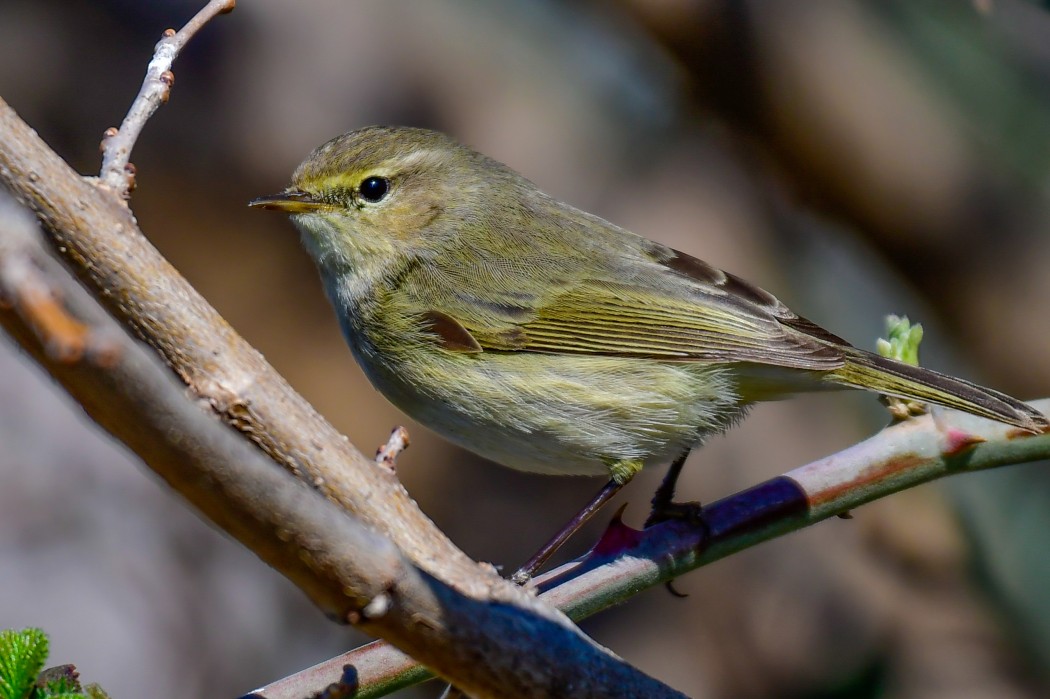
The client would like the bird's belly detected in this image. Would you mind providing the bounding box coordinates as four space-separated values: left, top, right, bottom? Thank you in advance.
357 346 746 478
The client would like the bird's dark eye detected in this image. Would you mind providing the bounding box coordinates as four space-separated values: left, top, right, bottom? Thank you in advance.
359 176 389 203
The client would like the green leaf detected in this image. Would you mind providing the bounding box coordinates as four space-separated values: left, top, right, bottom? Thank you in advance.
0 629 49 699
876 314 923 367
82 685 111 699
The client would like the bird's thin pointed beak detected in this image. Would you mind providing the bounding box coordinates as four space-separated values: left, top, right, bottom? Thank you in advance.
249 190 327 213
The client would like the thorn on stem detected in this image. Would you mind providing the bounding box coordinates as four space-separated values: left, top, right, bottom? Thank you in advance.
942 427 986 456
591 504 644 556
1007 423 1050 439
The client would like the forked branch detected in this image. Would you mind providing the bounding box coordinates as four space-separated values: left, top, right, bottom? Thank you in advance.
98 0 237 196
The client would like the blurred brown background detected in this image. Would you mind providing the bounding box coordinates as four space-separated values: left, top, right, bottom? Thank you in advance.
2 1 1050 697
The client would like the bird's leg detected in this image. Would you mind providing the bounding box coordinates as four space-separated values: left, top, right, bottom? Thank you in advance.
511 461 640 585
645 449 702 528
511 479 624 585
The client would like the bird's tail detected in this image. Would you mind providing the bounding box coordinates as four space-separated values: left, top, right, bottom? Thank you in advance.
828 350 1047 433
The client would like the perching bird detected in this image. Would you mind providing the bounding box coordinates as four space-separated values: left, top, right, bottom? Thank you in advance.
252 126 1047 579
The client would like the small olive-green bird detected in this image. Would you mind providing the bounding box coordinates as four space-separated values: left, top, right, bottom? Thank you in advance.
252 126 1046 575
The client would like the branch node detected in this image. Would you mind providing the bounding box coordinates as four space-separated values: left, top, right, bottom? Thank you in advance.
159 70 175 102
0 252 90 362
375 426 410 471
122 162 137 194
361 592 391 619
883 396 926 421
99 127 119 154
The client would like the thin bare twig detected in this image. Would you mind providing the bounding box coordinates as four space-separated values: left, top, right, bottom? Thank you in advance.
98 0 236 196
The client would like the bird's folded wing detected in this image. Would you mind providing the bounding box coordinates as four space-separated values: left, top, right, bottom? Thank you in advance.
427 271 844 370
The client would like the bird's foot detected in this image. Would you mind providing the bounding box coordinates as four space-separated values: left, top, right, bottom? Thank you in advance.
644 499 705 529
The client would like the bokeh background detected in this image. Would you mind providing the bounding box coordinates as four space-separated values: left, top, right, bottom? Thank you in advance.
2 1 1050 697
